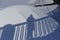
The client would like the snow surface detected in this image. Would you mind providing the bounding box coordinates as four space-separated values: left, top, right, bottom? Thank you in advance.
0 0 58 27
0 0 53 8
0 5 48 27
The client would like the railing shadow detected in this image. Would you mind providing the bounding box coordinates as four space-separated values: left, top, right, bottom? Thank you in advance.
0 24 15 40
48 5 60 23
0 15 50 40
0 8 60 40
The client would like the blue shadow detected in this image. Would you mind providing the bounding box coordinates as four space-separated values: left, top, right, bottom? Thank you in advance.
27 15 35 40
1 24 15 40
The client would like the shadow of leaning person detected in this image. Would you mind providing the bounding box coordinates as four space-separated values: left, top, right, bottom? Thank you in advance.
1 24 15 40
27 15 35 40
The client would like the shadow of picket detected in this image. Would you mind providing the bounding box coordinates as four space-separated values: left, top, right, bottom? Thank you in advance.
0 15 50 40
0 5 60 40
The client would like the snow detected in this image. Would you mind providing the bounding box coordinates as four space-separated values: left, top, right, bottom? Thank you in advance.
0 0 53 8
0 5 48 27
0 0 58 27
28 0 53 5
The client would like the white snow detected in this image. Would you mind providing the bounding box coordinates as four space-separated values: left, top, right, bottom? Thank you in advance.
0 0 54 8
0 5 49 27
28 0 53 5
0 0 58 27
0 4 58 27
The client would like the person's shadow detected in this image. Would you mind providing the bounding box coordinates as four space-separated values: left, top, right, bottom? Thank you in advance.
0 15 36 40
27 15 35 40
0 24 15 40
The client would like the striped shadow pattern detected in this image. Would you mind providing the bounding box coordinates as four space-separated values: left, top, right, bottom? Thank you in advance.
13 16 59 40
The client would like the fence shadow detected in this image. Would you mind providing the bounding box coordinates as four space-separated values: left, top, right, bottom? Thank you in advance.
0 24 15 40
